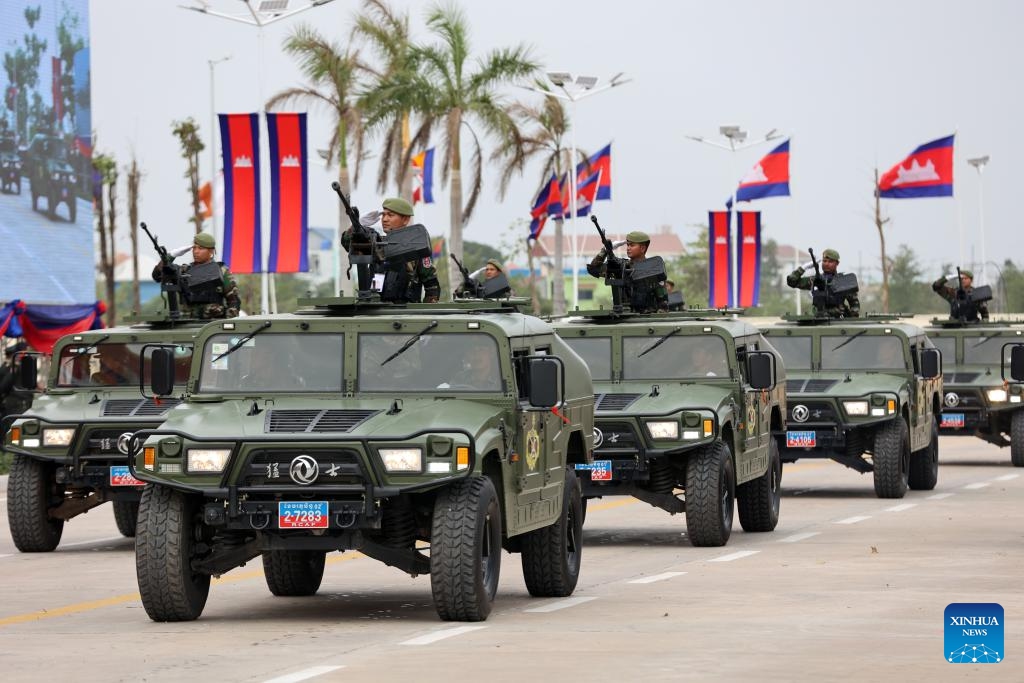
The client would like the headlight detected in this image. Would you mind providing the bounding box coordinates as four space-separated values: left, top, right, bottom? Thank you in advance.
68 174 77 183
187 448 231 472
843 401 869 416
646 421 679 439
380 448 422 472
43 428 76 446
51 172 60 180
987 388 1008 403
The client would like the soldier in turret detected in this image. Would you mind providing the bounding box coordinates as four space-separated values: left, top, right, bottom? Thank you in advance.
932 269 990 321
587 230 668 313
787 248 859 318
151 232 241 319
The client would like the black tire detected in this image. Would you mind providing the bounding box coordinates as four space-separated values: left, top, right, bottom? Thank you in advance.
47 193 57 217
13 179 19 195
31 190 38 210
112 499 140 537
7 454 64 552
1011 411 1024 467
685 440 735 547
136 485 211 622
521 467 583 597
262 550 327 596
430 475 502 622
909 418 940 490
68 198 76 223
873 418 910 498
737 439 782 532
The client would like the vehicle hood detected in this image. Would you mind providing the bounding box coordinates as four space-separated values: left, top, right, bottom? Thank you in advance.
785 371 907 398
593 381 733 416
16 390 178 424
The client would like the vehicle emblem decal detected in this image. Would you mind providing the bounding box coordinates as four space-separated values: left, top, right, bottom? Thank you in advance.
593 427 604 449
525 413 541 471
792 404 810 423
289 454 319 485
116 432 135 456
944 392 960 408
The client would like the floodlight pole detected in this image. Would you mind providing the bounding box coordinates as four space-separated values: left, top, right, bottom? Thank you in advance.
967 155 990 286
208 55 231 240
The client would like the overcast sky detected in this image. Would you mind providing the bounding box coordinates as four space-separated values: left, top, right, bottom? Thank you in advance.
90 0 1021 285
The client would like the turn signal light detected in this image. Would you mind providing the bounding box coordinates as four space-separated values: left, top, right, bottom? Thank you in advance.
10 426 20 442
456 446 470 470
144 447 156 470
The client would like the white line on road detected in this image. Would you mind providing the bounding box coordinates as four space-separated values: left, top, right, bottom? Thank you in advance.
994 474 1020 482
263 666 346 683
400 626 487 646
709 550 760 562
835 515 871 525
628 572 687 584
885 503 916 512
927 493 955 500
524 596 597 613
779 532 820 543
963 482 990 490
0 554 11 560
59 536 126 549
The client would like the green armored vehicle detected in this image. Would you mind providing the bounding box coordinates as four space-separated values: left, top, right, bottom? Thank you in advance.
0 131 21 194
553 309 785 547
760 316 942 498
925 318 1024 466
129 298 595 622
4 316 199 552
25 133 77 221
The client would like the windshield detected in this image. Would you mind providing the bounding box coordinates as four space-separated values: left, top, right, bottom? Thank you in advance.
56 342 192 388
929 337 957 364
358 332 502 392
622 335 729 380
963 336 1014 366
198 333 343 392
563 337 612 380
821 335 906 371
766 336 812 370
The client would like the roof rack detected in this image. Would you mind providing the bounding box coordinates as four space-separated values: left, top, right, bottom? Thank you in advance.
295 296 533 316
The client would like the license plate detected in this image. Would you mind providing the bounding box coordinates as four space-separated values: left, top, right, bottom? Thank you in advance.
278 501 329 529
574 460 612 481
62 188 68 198
941 413 965 429
110 465 145 487
786 431 816 448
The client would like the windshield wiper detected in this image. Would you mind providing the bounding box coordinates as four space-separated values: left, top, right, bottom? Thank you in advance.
381 320 438 366
61 334 111 371
971 333 999 348
638 326 682 358
832 329 868 351
211 320 272 363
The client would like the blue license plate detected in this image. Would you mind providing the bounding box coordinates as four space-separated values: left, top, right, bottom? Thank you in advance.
575 460 612 481
278 501 329 529
941 413 965 429
109 465 145 487
786 431 816 448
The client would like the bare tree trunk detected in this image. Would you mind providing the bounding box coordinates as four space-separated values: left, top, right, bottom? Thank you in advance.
399 112 414 199
874 167 891 313
106 168 118 325
127 158 141 312
95 176 108 310
447 109 463 297
526 238 540 315
189 147 202 234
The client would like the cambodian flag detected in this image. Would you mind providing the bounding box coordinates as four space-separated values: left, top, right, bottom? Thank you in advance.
736 211 762 308
708 211 733 308
266 112 308 273
8 300 105 354
431 236 445 261
878 134 955 198
412 148 435 204
529 174 562 240
572 169 601 218
219 113 262 273
576 143 612 200
731 139 790 206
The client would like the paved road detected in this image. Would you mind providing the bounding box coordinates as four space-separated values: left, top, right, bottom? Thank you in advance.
1 436 1021 682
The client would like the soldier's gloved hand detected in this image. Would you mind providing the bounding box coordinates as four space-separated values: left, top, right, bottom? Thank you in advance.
170 245 192 258
947 272 960 280
801 260 815 271
359 210 381 227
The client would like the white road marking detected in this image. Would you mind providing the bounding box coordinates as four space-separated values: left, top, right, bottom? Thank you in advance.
400 626 487 646
59 536 126 549
0 554 11 560
835 515 871 525
885 503 916 512
994 474 1020 482
709 550 760 562
927 493 955 500
779 532 820 543
263 666 346 683
628 572 686 584
963 482 990 490
524 596 597 613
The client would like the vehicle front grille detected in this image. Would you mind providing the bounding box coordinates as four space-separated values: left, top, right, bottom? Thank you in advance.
265 409 380 433
594 421 641 452
242 449 368 487
595 393 642 411
101 398 181 417
82 427 151 457
787 379 839 393
787 401 838 424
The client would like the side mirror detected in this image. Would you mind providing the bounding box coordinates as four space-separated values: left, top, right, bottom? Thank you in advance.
920 348 941 380
1010 345 1024 383
747 352 775 390
16 354 37 391
527 358 559 408
150 349 176 397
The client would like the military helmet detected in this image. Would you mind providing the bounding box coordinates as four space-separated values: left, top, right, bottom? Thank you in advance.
625 230 651 244
822 248 840 262
960 269 974 280
382 197 414 217
485 258 503 272
194 232 216 249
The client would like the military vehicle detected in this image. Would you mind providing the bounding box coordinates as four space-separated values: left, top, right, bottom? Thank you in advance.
553 309 786 547
925 318 1024 466
129 297 595 622
0 132 21 194
4 315 200 552
760 315 942 498
24 133 77 221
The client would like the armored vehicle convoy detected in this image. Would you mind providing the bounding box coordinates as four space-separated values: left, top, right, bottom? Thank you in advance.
129 298 594 622
925 319 1024 466
760 315 942 498
24 134 77 221
554 309 785 547
4 315 200 551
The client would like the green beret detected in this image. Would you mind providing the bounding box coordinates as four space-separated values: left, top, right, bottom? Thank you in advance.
485 258 503 272
382 197 414 217
194 232 216 249
822 248 840 261
960 269 973 280
625 230 650 244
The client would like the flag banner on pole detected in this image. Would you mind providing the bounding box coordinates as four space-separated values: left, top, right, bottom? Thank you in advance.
266 112 308 273
730 139 790 207
431 236 445 261
412 148 435 204
219 113 262 273
877 134 955 198
529 174 561 240
576 143 612 200
573 169 601 217
708 211 733 307
736 211 762 308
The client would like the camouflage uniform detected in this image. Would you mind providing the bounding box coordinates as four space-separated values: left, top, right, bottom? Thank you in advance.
152 260 241 319
341 228 441 303
587 254 668 313
932 275 989 321
787 267 860 318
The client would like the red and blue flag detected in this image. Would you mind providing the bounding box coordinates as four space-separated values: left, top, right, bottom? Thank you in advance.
708 211 733 308
878 134 955 198
219 113 262 273
736 211 762 308
573 169 601 217
576 143 612 200
529 174 562 240
431 236 445 261
266 112 308 274
733 139 790 205
412 148 435 204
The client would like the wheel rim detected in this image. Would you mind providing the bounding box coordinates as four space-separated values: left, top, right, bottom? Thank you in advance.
566 497 581 571
481 510 499 594
721 466 734 528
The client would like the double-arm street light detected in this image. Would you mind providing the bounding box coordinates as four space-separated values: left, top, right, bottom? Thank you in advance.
208 54 232 239
967 155 990 286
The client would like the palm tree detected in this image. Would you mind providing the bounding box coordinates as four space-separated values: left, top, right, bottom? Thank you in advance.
381 3 538 293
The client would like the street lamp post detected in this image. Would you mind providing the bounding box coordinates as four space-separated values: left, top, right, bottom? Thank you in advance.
208 54 232 240
967 155 990 286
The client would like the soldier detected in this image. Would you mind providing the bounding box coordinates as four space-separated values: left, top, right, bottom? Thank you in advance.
587 230 668 313
932 269 990 321
343 197 440 303
665 279 684 311
787 248 859 318
152 232 241 319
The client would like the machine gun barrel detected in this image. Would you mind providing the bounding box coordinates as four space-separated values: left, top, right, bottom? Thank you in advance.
140 222 170 264
139 222 182 319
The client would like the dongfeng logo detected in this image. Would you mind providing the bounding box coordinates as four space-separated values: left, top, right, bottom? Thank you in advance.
593 427 604 448
117 432 135 456
945 603 1003 664
792 404 810 423
289 455 319 485
945 392 960 408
